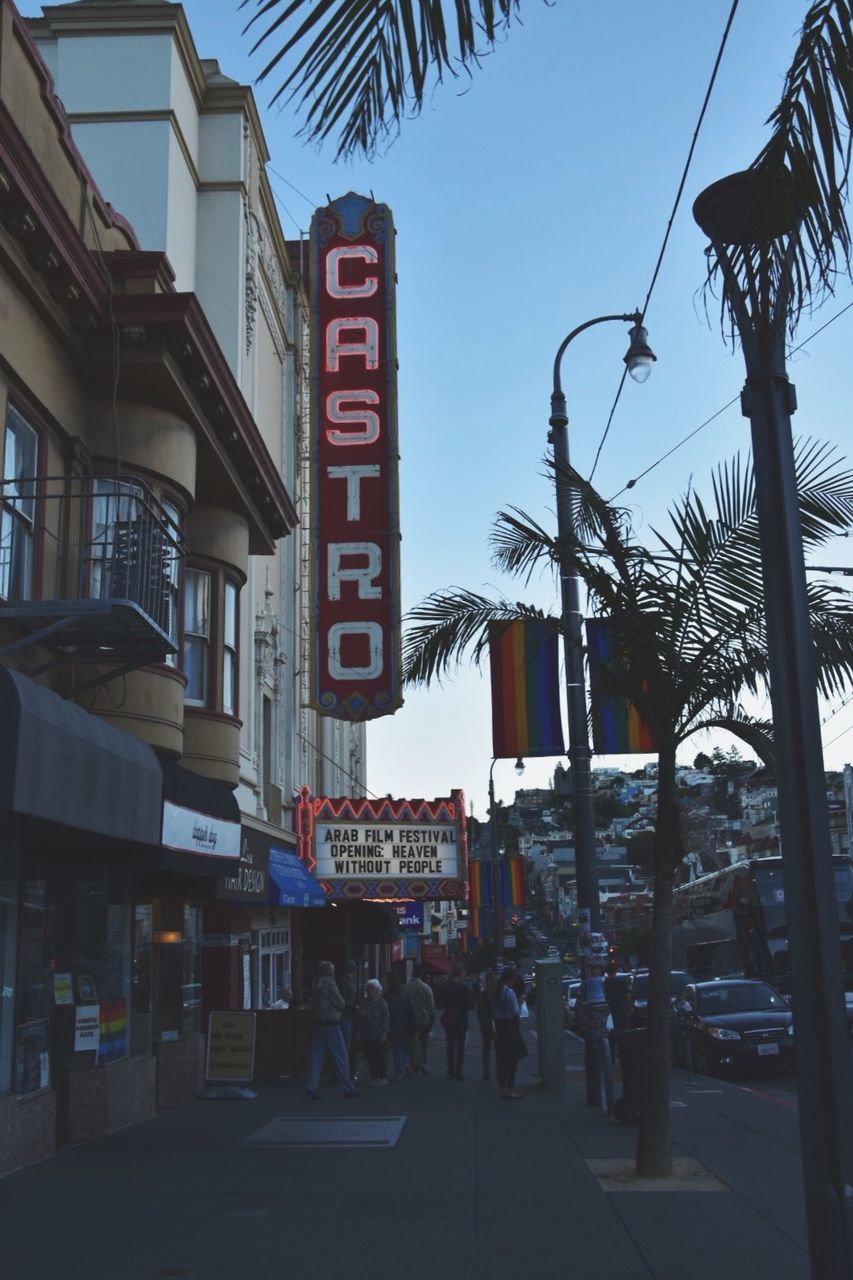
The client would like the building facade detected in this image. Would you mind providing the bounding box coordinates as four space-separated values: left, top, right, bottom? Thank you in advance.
0 0 349 1173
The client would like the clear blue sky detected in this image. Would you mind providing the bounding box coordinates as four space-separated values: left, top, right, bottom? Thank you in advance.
21 0 853 818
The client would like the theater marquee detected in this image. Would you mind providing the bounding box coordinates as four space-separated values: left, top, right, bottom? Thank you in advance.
297 788 467 901
309 192 402 722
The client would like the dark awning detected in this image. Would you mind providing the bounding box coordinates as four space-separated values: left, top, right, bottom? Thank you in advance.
268 847 327 908
347 900 398 944
160 760 241 876
0 666 162 845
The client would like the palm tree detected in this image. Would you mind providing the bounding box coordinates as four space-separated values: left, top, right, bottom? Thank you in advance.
402 441 853 1176
240 0 522 158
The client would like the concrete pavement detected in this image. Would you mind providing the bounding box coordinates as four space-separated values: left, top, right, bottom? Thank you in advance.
0 1024 811 1280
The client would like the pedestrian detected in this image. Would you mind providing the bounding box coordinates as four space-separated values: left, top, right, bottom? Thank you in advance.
358 979 390 1086
476 971 496 1081
404 964 436 1074
305 960 359 1100
493 966 524 1100
338 959 359 1071
440 964 475 1080
385 971 415 1080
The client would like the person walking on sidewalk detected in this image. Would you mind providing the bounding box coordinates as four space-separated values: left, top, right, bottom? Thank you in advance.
476 971 496 1081
358 979 390 1086
405 965 435 1074
493 967 524 1100
305 961 359 1100
440 964 475 1080
385 971 415 1080
338 960 359 1074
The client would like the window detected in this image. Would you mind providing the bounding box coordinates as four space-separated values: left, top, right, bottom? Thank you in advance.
161 501 182 667
255 923 291 1008
223 579 238 716
183 569 210 704
0 406 38 602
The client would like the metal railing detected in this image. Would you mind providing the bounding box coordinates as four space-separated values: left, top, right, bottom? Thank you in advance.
0 473 183 656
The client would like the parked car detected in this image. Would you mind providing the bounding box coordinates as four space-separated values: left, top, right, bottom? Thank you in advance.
627 969 692 1028
563 980 582 1030
671 979 795 1076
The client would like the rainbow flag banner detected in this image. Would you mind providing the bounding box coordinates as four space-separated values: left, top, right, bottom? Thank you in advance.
468 859 492 912
500 857 526 908
586 618 655 754
489 619 565 759
97 999 128 1064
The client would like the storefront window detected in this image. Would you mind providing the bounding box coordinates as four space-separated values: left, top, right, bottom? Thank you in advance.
132 903 153 1055
15 879 55 1096
152 901 202 1041
70 883 131 1064
255 920 291 1008
181 905 202 1034
0 849 20 1094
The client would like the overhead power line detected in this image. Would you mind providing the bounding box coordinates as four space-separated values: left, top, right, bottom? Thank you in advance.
588 0 742 484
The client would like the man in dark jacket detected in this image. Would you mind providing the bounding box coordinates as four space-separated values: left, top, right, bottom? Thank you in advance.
440 965 475 1080
305 961 359 1100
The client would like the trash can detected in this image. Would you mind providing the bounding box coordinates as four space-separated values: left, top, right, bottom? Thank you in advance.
612 1027 645 1125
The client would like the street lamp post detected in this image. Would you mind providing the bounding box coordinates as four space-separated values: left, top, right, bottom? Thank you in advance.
549 312 656 936
549 312 655 1102
694 170 853 1280
489 756 525 951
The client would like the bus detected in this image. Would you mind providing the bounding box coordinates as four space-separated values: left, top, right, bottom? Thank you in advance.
671 855 853 994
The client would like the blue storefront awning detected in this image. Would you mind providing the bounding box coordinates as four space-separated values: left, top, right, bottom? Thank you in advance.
268 847 327 908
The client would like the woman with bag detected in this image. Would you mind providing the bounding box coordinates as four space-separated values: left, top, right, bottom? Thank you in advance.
493 967 525 1100
440 965 475 1080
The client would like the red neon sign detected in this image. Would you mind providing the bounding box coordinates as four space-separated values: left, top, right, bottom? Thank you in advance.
309 194 402 721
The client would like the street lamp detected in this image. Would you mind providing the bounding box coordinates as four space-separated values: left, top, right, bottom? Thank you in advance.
549 311 656 938
489 756 525 949
694 170 853 1280
549 312 655 1106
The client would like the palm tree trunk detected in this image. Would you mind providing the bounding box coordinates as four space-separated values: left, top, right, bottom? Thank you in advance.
635 742 679 1176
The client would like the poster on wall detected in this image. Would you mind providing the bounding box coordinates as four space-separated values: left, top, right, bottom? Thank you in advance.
74 1006 100 1053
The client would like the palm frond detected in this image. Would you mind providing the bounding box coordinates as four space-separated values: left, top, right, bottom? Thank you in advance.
401 588 557 686
688 712 776 773
241 0 521 158
700 0 853 334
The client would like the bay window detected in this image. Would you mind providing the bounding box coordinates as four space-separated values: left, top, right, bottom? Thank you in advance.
183 568 210 705
0 405 38 602
223 580 238 716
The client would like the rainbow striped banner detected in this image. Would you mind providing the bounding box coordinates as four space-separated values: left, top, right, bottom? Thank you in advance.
468 859 492 911
501 857 526 908
586 619 655 754
489 619 564 759
97 999 128 1064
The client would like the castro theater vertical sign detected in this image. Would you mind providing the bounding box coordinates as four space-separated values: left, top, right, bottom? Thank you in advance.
309 192 402 721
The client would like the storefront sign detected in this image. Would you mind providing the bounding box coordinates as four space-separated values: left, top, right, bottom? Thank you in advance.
393 902 425 931
206 1011 256 1083
309 192 402 722
74 1005 100 1053
162 800 240 860
298 789 468 902
218 826 271 903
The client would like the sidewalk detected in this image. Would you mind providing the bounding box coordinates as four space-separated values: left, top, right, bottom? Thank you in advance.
0 1026 810 1280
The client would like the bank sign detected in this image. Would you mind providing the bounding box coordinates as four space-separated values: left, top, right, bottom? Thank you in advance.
297 787 467 902
309 192 402 722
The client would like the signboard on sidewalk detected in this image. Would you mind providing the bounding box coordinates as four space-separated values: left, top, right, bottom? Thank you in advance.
206 1011 256 1083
